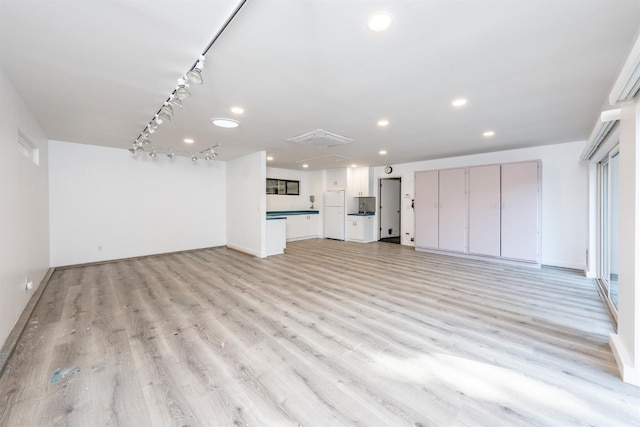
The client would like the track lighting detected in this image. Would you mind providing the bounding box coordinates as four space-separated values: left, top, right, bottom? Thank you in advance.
148 150 156 158
175 78 191 100
191 155 198 162
205 154 211 160
186 55 205 84
128 147 137 154
167 150 175 160
149 121 159 132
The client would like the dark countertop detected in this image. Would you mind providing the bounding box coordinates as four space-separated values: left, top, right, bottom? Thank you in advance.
267 210 319 216
348 212 376 216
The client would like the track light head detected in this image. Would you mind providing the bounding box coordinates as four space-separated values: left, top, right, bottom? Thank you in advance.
160 103 173 115
169 97 183 109
128 147 137 155
167 152 175 160
187 56 205 85
148 150 156 158
191 155 198 161
176 78 191 100
157 111 171 122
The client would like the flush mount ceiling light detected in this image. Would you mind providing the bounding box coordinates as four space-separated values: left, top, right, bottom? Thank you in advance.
377 119 389 127
452 98 468 107
350 164 358 168
186 55 206 84
483 130 495 137
379 150 387 155
266 156 274 161
302 164 309 168
368 12 392 32
212 118 240 128
231 106 244 115
184 138 194 144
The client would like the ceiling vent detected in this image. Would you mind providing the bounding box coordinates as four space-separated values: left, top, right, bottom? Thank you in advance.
287 129 353 148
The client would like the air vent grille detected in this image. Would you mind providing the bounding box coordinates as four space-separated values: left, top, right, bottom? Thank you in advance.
287 129 353 148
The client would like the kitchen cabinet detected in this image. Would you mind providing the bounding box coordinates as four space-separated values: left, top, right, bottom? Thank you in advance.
468 164 501 256
348 167 370 197
326 168 347 190
346 215 375 243
285 214 320 241
414 170 439 249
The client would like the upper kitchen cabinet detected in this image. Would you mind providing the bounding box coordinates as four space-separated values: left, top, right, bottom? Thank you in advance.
348 167 371 197
326 168 347 190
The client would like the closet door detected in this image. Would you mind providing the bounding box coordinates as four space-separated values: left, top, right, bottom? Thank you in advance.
501 161 540 261
438 168 466 252
468 164 501 256
414 170 438 248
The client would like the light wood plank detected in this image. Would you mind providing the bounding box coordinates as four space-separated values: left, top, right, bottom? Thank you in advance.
1 240 638 426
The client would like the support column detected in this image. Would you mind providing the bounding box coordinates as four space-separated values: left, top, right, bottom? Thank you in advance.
610 100 640 386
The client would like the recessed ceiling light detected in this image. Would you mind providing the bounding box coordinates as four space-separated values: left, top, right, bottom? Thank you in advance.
377 119 389 127
483 130 495 137
302 164 309 168
379 150 387 155
351 164 358 168
231 106 244 115
212 118 239 128
267 156 274 161
184 138 194 144
368 12 392 32
452 98 468 107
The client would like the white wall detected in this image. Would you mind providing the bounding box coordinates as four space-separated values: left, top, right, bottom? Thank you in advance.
227 151 266 257
266 167 319 211
49 140 226 266
371 141 587 269
0 68 50 347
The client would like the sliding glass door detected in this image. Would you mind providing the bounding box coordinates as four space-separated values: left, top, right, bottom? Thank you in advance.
598 147 620 314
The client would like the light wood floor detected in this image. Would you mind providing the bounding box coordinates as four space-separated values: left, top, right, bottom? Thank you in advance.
1 239 638 426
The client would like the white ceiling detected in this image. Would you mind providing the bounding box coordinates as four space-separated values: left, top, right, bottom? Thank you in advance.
1 0 639 170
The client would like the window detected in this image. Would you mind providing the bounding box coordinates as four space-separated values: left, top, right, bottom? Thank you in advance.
266 178 300 195
597 146 620 315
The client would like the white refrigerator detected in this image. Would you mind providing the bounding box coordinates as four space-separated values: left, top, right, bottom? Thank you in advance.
324 190 345 240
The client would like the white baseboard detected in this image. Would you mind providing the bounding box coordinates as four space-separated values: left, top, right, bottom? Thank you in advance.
610 333 640 387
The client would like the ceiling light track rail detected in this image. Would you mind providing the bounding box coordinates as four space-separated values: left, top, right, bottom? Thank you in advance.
129 0 249 158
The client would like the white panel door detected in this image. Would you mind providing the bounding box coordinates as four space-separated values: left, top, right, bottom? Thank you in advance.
438 168 467 252
468 164 501 256
501 161 540 261
414 171 439 248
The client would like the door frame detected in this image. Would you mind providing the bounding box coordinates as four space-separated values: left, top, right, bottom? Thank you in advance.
379 177 402 243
